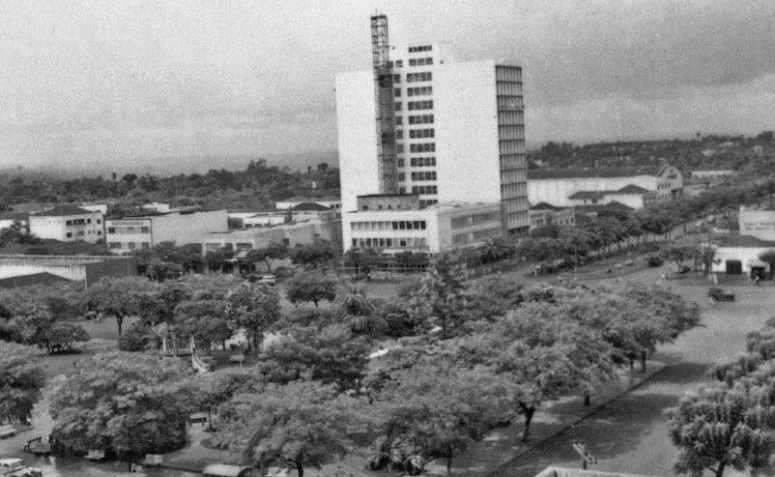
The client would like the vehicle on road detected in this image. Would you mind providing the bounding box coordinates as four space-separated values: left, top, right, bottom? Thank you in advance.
0 458 43 477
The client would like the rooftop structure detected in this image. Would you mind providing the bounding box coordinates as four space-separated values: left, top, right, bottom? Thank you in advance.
29 205 105 243
528 165 683 209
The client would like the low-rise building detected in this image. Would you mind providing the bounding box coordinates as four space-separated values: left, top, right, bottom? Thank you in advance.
529 203 575 230
275 197 341 211
29 205 105 243
203 217 340 254
709 235 775 277
343 201 503 254
527 165 682 209
106 209 228 254
690 168 734 182
0 254 136 289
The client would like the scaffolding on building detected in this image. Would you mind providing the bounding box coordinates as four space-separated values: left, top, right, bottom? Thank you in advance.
371 14 399 194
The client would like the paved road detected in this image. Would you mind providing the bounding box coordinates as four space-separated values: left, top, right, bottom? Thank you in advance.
487 269 775 477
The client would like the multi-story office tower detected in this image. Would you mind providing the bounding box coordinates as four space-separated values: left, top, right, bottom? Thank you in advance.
336 18 529 235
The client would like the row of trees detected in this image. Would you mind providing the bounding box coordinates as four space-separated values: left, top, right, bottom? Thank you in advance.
1 255 700 476
132 240 338 282
667 319 775 477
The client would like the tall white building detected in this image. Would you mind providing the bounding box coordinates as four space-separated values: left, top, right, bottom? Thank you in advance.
336 19 529 236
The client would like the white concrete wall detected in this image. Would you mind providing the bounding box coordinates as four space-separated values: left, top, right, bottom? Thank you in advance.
434 61 501 205
105 218 152 253
30 212 104 243
740 209 775 241
343 209 439 253
336 71 381 213
152 210 228 245
528 176 658 207
712 247 772 274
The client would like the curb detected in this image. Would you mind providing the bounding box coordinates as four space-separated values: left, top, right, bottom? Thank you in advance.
480 362 668 477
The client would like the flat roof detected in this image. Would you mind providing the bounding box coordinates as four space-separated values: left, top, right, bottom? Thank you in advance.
711 234 775 248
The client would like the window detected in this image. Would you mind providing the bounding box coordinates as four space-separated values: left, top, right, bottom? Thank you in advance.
397 159 405 167
396 144 404 153
395 130 403 139
409 59 417 67
393 74 401 83
410 143 436 153
394 101 401 111
408 114 434 125
398 173 405 181
97 231 102 235
128 242 136 250
409 128 435 138
108 227 116 234
66 232 73 238
65 220 73 226
406 72 432 82
411 171 437 181
140 226 150 233
408 100 433 110
394 88 401 97
395 60 403 67
97 219 101 224
142 242 150 249
395 116 402 125
409 45 432 53
87 219 92 224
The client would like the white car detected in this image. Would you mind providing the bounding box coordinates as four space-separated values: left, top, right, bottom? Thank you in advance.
258 274 277 286
0 458 43 477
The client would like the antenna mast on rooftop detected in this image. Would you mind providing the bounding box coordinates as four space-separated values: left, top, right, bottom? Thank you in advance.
371 14 398 194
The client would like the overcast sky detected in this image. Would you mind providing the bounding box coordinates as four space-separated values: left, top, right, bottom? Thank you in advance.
2 0 774 170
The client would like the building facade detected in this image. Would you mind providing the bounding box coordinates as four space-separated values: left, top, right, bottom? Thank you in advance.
106 209 228 254
342 202 503 254
739 207 775 241
29 205 105 243
336 31 529 235
527 166 683 209
203 218 341 254
529 203 575 230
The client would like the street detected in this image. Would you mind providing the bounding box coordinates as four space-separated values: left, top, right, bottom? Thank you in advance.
487 268 774 477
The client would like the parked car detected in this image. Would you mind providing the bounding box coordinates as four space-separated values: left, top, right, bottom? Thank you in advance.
0 458 43 477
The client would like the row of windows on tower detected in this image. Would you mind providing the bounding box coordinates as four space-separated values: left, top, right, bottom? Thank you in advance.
407 72 432 82
394 115 434 126
396 157 436 168
409 45 432 53
409 57 433 67
396 171 437 182
395 101 434 112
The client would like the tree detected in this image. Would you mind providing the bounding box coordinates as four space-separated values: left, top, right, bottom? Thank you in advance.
659 237 703 270
228 283 282 350
407 254 467 340
370 365 511 475
666 383 775 477
758 249 775 281
213 380 364 477
47 352 195 462
245 242 288 273
205 248 235 273
87 276 157 335
286 273 337 307
0 341 45 422
43 321 90 353
289 241 336 270
174 299 232 352
258 324 370 391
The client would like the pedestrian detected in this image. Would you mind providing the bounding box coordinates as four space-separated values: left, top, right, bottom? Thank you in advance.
755 275 761 286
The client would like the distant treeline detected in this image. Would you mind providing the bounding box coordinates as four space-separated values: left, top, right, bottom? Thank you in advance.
0 159 340 213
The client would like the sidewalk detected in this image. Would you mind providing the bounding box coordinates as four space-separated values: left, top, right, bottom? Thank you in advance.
425 360 666 476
